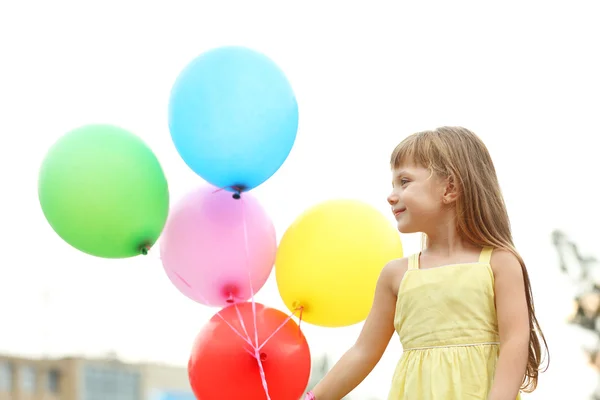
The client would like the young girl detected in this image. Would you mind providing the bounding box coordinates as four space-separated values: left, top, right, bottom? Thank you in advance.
303 127 549 400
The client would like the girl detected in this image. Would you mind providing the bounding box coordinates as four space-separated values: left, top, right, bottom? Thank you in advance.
304 127 549 400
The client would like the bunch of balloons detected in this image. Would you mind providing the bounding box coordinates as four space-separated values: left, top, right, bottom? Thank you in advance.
38 46 404 399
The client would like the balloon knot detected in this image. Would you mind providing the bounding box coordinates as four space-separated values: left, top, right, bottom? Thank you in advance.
223 286 239 303
139 243 151 255
230 184 248 200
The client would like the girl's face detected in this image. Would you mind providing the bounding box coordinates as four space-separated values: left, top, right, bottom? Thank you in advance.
387 164 448 234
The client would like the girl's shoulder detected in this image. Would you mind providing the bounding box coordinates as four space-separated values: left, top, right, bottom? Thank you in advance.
489 249 527 298
489 248 521 278
381 256 410 297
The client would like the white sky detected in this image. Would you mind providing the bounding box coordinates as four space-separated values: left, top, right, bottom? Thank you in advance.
1 1 599 398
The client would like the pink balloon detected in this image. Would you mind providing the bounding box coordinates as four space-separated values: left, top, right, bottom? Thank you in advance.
160 185 276 307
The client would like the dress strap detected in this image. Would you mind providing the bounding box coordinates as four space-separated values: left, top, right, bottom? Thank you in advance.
408 253 420 270
478 246 494 264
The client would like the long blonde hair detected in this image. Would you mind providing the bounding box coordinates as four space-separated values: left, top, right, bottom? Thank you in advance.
390 126 548 392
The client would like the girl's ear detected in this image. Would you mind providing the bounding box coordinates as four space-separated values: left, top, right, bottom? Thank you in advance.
442 175 459 204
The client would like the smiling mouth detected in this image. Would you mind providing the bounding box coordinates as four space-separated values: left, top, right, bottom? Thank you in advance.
393 209 406 216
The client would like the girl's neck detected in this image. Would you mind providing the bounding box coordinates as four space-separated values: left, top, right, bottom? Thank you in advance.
422 227 478 257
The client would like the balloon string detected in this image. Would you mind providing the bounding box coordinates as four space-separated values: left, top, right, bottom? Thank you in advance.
243 345 256 357
298 306 304 336
254 346 270 400
240 197 260 347
258 306 303 351
233 302 252 341
212 185 243 194
171 269 254 347
240 196 272 400
215 308 254 347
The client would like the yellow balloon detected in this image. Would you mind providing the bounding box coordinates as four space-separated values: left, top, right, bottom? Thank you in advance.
275 199 403 327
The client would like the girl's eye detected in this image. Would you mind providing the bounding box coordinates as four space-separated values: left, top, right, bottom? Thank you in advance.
400 178 410 186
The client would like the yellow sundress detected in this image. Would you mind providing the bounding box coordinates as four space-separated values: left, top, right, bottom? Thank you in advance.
388 247 521 399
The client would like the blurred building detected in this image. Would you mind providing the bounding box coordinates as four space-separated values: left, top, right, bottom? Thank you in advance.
0 353 194 400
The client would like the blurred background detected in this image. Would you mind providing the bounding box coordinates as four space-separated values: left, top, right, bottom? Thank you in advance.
0 1 598 399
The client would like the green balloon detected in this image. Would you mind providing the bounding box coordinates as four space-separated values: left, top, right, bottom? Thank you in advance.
38 124 170 258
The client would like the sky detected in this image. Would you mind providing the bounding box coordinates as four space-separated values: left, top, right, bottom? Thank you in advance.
1 1 599 398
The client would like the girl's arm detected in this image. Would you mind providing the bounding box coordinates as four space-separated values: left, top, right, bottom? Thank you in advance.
488 250 530 400
309 258 406 400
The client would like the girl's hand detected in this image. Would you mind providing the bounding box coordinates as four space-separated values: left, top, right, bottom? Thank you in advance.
304 391 316 400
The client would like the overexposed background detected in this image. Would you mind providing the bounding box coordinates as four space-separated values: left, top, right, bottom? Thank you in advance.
1 1 598 398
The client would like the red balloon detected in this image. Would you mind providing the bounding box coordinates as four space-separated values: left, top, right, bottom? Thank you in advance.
188 302 311 400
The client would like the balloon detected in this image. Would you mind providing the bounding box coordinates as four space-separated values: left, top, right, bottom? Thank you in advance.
160 185 276 307
168 46 298 192
38 124 169 258
275 200 404 327
189 302 311 400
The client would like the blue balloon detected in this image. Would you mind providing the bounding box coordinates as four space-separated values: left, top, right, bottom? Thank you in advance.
168 46 299 192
